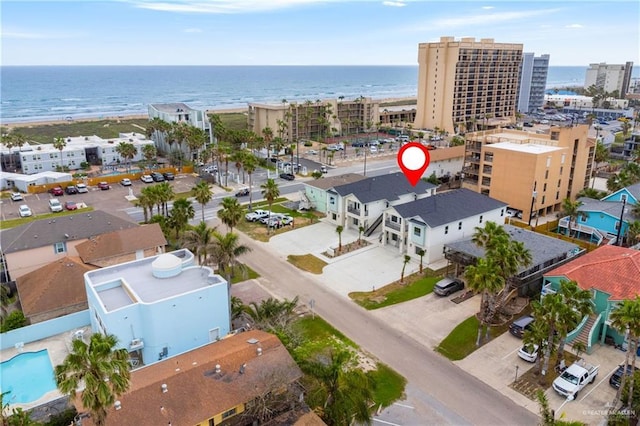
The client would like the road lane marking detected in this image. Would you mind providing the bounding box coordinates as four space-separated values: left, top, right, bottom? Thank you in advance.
373 419 400 426
393 402 414 409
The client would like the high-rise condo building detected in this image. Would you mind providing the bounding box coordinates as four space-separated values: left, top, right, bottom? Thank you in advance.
518 53 550 113
414 36 523 135
585 62 634 96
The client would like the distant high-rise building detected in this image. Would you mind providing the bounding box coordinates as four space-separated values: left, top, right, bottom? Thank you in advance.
414 36 523 135
517 53 550 113
584 62 634 96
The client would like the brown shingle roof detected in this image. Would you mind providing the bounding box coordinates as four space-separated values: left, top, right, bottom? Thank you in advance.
547 245 640 300
1 210 138 254
79 330 302 426
75 223 166 263
304 173 366 190
16 256 95 318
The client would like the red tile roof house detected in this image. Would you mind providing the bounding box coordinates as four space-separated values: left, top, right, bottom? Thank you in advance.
76 330 305 426
543 245 640 354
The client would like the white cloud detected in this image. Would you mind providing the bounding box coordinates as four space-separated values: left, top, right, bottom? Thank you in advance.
184 28 203 33
130 0 331 14
383 1 406 7
481 6 494 10
565 23 583 29
429 8 561 29
1 29 73 40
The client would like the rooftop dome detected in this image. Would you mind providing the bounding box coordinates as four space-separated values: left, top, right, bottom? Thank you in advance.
151 253 182 278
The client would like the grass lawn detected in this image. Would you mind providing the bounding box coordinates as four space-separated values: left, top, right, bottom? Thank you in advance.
247 197 289 208
435 315 511 361
349 273 441 310
214 112 248 132
287 254 327 274
294 315 356 348
235 202 322 242
222 264 259 284
0 207 94 230
7 118 151 144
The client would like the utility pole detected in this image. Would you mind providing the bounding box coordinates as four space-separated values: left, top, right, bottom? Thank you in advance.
616 197 627 246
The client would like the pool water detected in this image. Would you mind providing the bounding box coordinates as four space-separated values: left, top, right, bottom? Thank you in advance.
0 349 57 404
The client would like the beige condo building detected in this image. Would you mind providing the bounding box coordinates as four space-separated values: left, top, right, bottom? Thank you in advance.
462 125 595 223
415 36 523 135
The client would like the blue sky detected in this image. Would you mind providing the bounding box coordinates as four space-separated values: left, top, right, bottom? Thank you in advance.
2 0 638 66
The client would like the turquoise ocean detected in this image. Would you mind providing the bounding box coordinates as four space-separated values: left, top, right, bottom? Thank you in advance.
1 66 637 123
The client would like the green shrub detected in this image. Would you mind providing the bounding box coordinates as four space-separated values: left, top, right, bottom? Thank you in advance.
1 311 27 332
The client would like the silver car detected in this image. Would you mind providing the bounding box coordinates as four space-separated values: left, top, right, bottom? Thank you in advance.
18 204 32 217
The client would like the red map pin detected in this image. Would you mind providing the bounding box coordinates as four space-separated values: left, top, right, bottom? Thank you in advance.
397 142 431 186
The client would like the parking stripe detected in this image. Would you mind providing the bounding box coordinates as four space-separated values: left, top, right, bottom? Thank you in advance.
579 365 620 402
373 419 401 426
502 345 522 360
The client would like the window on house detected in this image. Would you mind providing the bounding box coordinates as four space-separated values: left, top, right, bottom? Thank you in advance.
331 213 336 220
415 246 424 255
329 197 335 205
391 215 400 223
209 419 214 426
54 242 66 254
444 226 449 235
222 408 237 420
543 183 547 192
621 194 628 202
413 227 421 237
615 221 621 231
500 209 504 217
458 221 462 230
545 170 549 179
581 215 587 222
353 218 359 226
541 195 545 204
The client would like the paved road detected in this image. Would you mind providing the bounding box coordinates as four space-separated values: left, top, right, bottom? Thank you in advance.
236 233 539 426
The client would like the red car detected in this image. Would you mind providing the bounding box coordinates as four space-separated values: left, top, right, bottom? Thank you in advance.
49 187 64 196
64 201 78 211
98 182 110 190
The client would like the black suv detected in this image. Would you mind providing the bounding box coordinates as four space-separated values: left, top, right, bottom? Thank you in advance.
151 172 165 182
609 364 640 389
509 315 535 338
279 173 295 181
162 172 175 181
65 185 78 195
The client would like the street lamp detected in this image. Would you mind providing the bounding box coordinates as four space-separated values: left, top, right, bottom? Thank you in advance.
528 181 537 227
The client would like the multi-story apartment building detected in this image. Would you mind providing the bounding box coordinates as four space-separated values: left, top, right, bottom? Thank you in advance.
517 53 550 113
248 97 379 144
585 62 634 96
414 36 523 135
462 125 595 223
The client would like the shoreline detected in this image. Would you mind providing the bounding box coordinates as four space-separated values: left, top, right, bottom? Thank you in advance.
2 97 417 129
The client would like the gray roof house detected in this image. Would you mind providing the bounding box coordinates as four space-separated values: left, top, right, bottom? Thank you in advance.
383 189 508 264
444 224 584 296
325 172 437 233
1 210 138 280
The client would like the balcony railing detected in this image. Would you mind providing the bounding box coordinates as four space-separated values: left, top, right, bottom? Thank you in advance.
347 206 361 215
558 217 605 245
384 220 402 231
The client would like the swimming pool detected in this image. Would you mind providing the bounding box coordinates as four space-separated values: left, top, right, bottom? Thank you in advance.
0 349 57 404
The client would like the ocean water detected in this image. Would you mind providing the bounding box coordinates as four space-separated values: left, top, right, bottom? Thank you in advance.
1 65 637 123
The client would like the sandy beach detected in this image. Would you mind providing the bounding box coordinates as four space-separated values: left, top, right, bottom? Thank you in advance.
3 97 416 129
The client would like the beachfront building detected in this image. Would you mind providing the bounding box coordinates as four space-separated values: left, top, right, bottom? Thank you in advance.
84 248 230 367
0 170 72 192
382 189 507 264
517 53 550 113
379 105 417 129
585 62 634 96
148 103 214 160
462 125 595 223
414 36 523 135
248 97 379 144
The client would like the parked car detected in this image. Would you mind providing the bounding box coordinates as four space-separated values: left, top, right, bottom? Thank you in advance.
49 187 64 196
552 360 599 399
64 201 78 211
65 185 78 194
140 175 153 183
18 204 32 217
509 315 535 338
162 172 175 181
517 344 539 363
609 364 640 389
433 277 465 296
279 173 295 181
120 178 132 186
320 165 328 174
260 213 282 224
76 183 89 193
266 217 283 228
245 209 269 222
307 149 318 155
98 182 110 190
151 172 165 182
10 192 23 201
280 215 293 226
204 165 218 173
48 198 63 212
235 187 250 197
370 146 378 154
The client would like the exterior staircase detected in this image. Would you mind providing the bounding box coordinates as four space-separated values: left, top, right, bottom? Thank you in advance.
571 314 598 350
364 214 383 237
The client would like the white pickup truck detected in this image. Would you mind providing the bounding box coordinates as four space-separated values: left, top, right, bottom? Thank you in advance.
552 360 599 400
245 209 269 222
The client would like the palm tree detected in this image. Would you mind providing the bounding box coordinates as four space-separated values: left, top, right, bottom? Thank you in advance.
610 297 640 407
55 333 130 426
260 179 280 234
141 144 157 170
182 221 216 265
554 280 593 367
134 190 154 223
560 198 584 237
627 220 640 246
218 197 244 233
191 181 212 222
53 137 67 170
244 296 299 333
358 225 365 246
400 254 411 283
115 141 137 172
243 154 258 211
167 197 195 239
416 248 426 274
300 349 373 425
464 257 505 346
335 225 344 252
523 318 551 376
154 182 174 217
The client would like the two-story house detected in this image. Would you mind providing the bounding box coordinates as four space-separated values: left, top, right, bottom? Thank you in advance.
0 211 138 280
543 245 640 354
325 172 436 234
382 189 507 264
84 249 229 367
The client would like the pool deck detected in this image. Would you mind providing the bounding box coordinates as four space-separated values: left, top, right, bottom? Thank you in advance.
1 325 92 411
